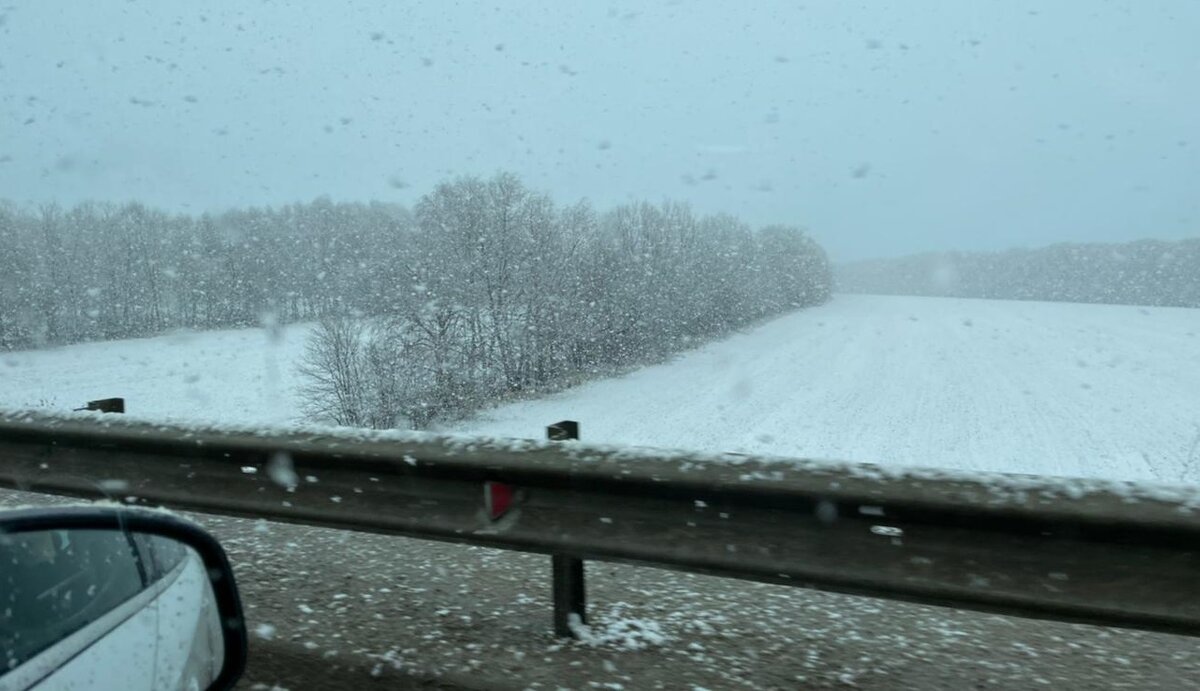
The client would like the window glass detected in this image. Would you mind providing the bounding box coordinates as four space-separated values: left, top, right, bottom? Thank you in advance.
0 529 147 670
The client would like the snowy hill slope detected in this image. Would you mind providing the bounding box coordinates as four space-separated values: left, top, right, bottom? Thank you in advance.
2 295 1198 482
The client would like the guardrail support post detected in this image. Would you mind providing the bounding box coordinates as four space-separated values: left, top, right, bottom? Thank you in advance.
552 553 586 637
548 420 585 637
74 397 125 414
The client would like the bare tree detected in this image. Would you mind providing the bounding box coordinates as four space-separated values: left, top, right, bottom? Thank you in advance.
297 317 371 427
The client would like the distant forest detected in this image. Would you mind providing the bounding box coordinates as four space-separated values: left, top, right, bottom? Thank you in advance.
0 173 831 427
836 238 1200 308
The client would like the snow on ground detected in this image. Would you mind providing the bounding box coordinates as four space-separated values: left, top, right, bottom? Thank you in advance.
3 295 1200 688
450 294 1200 483
2 295 1199 482
0 323 313 425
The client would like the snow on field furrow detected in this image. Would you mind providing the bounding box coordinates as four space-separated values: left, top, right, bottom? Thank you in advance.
1 295 1198 483
450 295 1200 483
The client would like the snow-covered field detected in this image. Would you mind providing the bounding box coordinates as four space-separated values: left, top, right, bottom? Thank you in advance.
458 294 1200 483
3 294 1198 483
5 293 1200 690
0 323 314 425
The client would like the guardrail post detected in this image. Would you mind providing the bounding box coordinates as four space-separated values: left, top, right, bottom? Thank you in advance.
548 420 585 637
552 553 586 637
73 397 125 414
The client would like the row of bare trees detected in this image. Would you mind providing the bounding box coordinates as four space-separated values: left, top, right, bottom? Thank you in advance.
0 198 409 350
0 173 831 429
299 173 831 428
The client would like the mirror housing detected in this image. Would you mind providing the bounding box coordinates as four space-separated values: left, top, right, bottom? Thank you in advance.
0 507 247 690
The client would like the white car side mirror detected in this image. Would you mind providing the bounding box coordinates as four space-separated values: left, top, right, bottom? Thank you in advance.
1 507 247 691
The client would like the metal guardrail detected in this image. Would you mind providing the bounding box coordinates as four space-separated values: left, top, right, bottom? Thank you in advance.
1 410 1199 637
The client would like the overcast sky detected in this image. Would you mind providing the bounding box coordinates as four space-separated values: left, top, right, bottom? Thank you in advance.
1 1 1197 261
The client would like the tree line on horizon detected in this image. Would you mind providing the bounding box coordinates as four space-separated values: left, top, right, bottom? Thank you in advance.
836 238 1200 308
0 172 832 428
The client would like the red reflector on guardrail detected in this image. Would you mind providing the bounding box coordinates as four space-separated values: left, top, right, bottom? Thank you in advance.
485 481 514 520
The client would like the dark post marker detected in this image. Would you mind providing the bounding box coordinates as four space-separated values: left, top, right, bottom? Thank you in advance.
548 420 585 637
74 397 125 414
